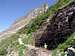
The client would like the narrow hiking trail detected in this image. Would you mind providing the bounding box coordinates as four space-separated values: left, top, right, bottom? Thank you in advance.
18 38 52 56
24 44 52 56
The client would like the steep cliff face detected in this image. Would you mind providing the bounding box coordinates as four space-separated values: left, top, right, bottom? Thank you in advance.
35 1 75 50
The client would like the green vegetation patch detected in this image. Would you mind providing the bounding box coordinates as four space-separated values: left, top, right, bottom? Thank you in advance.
52 32 75 56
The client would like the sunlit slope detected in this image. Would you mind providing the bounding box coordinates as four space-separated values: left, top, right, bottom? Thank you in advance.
0 0 74 56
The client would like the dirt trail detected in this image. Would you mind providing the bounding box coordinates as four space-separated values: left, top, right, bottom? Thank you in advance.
24 44 52 56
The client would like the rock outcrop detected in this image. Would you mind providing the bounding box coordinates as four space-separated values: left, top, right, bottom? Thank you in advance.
35 1 75 50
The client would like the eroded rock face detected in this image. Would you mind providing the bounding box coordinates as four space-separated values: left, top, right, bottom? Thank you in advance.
35 1 75 50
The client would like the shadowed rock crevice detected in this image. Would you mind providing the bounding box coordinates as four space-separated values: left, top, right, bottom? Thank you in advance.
35 1 75 50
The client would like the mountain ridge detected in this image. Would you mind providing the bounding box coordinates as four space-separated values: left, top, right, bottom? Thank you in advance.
0 4 48 39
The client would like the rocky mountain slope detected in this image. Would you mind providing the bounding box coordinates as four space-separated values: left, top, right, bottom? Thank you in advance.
0 0 75 56
35 1 75 49
0 4 48 39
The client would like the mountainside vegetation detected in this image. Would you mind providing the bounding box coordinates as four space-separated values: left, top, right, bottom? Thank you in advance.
0 0 75 56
